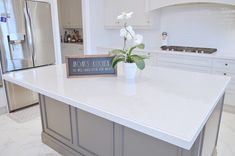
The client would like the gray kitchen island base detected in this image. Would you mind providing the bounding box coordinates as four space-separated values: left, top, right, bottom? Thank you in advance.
39 94 224 156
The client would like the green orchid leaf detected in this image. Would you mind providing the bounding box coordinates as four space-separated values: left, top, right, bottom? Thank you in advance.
136 43 145 49
110 49 126 56
131 54 149 60
127 43 145 55
112 55 125 68
135 59 145 70
131 55 146 70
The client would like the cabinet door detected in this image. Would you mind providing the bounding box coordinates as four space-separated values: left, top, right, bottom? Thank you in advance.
123 128 178 156
41 96 73 146
75 109 114 156
201 98 223 156
104 0 122 27
60 0 83 28
104 0 151 28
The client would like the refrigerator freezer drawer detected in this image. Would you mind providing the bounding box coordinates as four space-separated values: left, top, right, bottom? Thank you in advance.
5 81 38 111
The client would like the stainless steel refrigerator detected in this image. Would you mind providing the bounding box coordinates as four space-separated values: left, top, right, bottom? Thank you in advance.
0 0 55 112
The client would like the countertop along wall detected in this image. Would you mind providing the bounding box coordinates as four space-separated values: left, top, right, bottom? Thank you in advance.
85 2 235 55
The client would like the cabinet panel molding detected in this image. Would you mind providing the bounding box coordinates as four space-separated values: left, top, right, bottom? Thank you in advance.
76 109 114 156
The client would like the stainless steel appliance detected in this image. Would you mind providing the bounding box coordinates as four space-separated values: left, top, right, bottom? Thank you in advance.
0 70 2 86
161 46 217 54
0 0 55 112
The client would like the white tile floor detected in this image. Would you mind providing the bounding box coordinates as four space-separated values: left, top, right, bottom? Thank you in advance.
0 106 60 156
0 87 7 115
0 87 7 108
0 105 234 156
217 112 235 156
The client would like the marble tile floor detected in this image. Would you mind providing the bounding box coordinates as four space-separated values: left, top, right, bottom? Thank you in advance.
0 87 7 115
0 106 61 156
0 106 234 156
0 87 7 108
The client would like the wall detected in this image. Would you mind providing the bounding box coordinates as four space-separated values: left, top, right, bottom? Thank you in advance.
35 0 62 64
160 4 235 53
84 0 161 54
84 1 235 55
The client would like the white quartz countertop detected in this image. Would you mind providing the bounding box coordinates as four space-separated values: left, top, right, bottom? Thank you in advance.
3 64 230 150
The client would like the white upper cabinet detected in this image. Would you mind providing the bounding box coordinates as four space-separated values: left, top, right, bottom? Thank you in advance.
147 0 235 11
104 0 151 28
59 0 83 28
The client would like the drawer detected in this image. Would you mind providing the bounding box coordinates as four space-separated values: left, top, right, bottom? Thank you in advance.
213 71 235 83
212 71 235 92
157 61 212 73
212 59 235 73
157 54 212 67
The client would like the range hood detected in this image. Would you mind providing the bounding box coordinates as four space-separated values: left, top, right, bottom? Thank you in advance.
147 0 235 11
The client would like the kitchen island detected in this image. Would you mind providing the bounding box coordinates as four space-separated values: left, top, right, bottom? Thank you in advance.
3 64 230 156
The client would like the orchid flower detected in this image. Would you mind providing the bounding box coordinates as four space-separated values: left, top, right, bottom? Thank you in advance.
133 34 143 45
120 26 135 40
111 12 147 70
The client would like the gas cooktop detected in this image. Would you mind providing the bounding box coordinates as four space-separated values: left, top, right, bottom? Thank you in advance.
161 46 217 54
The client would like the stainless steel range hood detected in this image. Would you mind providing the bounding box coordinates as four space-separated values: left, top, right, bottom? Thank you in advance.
147 0 235 11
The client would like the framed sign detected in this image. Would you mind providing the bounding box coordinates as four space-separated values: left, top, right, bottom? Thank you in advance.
65 55 117 78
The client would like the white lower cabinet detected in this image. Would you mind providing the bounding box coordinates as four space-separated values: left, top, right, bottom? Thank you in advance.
156 55 235 108
212 59 235 108
157 61 212 73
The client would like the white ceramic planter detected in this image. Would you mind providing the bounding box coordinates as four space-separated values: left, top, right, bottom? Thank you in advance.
123 63 137 80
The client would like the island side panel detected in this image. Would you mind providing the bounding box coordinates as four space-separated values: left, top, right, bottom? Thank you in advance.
75 109 114 156
39 95 96 156
200 95 224 156
39 94 224 156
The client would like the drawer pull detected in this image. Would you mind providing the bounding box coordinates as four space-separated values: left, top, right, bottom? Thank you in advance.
225 63 228 66
224 73 227 76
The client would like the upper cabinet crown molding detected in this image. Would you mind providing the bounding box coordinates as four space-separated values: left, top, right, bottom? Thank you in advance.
147 0 235 11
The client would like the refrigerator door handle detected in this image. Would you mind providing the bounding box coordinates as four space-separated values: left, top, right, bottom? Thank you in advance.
24 6 35 66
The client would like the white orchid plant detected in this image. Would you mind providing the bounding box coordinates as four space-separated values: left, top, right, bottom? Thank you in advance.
111 12 148 70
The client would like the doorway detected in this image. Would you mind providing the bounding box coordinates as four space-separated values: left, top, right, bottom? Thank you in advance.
57 0 84 63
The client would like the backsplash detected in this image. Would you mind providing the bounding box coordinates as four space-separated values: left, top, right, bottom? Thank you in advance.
160 4 235 53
